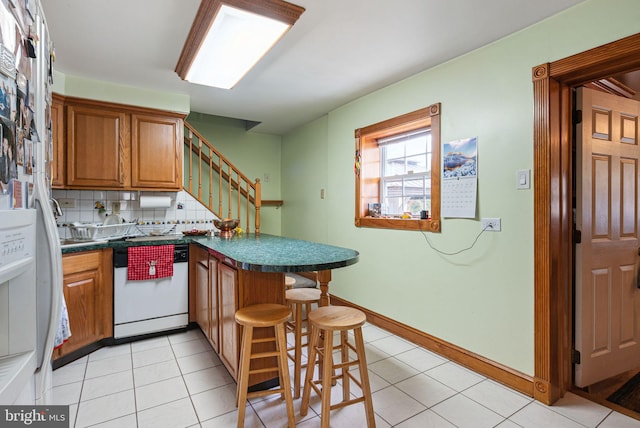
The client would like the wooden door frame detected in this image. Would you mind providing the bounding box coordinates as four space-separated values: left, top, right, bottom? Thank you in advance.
532 32 640 405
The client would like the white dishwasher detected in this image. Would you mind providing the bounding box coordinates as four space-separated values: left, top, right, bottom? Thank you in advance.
113 244 189 338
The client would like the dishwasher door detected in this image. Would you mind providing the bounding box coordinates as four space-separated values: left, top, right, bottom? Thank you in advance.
113 245 189 338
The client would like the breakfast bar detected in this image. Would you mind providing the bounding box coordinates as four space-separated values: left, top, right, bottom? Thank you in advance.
190 233 359 387
194 233 360 305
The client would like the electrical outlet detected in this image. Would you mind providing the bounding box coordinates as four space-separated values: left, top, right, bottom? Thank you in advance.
481 217 501 231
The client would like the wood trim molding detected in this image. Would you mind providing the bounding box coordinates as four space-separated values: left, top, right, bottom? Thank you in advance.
175 0 305 79
330 295 534 397
61 95 187 119
533 32 640 405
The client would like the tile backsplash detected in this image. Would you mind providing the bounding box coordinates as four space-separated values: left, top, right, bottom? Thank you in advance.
52 189 217 239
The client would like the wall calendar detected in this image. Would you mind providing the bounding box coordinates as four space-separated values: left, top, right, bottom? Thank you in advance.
441 137 477 218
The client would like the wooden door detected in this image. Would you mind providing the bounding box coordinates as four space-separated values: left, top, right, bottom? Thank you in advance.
131 113 182 190
56 250 113 358
50 94 65 188
575 87 640 387
218 262 238 379
66 104 128 188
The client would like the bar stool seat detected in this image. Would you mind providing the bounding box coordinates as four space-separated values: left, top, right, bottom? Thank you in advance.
300 305 376 428
235 304 295 428
285 287 321 398
285 275 296 290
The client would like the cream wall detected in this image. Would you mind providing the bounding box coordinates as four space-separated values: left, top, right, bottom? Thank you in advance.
282 0 640 376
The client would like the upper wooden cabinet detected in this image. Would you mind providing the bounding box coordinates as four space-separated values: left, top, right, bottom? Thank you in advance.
131 113 183 189
67 103 129 188
56 95 184 191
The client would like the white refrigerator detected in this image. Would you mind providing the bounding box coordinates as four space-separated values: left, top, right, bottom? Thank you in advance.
0 0 63 405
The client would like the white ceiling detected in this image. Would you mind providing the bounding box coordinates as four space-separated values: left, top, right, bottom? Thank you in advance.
41 0 585 135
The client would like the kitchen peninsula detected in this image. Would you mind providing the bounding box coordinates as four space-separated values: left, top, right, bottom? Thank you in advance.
191 233 359 385
59 233 359 387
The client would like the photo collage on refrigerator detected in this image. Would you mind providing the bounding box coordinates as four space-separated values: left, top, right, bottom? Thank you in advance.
0 0 53 210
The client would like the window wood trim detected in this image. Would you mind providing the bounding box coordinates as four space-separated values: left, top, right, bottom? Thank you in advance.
355 103 441 232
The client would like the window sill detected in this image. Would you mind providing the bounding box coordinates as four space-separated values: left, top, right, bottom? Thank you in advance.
355 217 440 232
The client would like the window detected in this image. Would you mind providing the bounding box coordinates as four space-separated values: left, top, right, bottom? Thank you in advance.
355 103 441 232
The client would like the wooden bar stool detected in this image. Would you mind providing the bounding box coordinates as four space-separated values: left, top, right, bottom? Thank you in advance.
285 274 296 290
285 287 322 398
235 304 295 428
300 306 376 428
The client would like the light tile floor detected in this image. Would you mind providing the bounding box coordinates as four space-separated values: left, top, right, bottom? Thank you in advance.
51 324 640 428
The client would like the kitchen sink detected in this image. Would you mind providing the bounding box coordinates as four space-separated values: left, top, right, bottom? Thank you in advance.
59 238 107 248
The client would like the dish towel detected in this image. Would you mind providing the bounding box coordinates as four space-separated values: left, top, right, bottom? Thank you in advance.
127 245 174 281
54 295 71 349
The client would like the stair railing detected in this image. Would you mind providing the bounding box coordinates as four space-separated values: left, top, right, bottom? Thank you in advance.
183 121 261 234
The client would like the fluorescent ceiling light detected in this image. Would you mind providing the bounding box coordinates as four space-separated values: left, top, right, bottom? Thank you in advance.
176 0 305 90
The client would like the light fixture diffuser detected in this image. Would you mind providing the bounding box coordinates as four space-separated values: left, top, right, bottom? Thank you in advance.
176 0 305 89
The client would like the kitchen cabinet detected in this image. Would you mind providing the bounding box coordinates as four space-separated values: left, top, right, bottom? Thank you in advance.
189 242 301 386
50 94 65 189
218 262 238 379
131 113 183 189
192 245 219 352
66 102 129 188
61 95 184 191
54 249 113 360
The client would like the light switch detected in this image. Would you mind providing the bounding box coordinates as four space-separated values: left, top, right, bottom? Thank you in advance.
517 169 530 189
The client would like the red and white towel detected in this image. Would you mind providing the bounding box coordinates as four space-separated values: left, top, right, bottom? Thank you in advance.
127 245 174 281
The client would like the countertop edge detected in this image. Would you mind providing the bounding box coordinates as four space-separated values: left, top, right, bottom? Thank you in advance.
61 235 359 273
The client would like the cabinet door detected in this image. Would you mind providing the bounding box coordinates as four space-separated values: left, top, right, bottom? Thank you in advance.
56 250 113 358
218 263 238 379
131 113 182 190
50 95 65 188
195 259 210 342
66 104 129 188
208 257 219 353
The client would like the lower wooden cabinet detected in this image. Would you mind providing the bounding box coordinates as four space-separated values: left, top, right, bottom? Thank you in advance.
189 244 286 386
54 249 113 360
194 256 212 345
218 263 238 379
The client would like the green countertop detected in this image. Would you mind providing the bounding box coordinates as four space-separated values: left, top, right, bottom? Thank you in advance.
196 234 359 272
61 234 359 273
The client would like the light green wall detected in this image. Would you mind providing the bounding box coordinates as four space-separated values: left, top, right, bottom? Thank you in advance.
52 71 190 113
186 113 283 235
281 115 329 243
281 0 640 376
52 72 282 235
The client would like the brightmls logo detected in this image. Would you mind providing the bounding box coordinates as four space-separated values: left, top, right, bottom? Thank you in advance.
0 406 68 427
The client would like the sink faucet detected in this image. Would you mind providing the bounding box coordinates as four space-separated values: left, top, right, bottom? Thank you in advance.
50 198 63 219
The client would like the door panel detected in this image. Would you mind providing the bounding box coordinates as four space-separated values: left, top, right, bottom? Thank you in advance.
575 87 640 387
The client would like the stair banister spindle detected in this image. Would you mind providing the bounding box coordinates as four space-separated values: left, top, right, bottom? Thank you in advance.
255 179 261 235
227 164 232 219
188 129 193 194
197 139 203 200
208 146 213 210
245 180 250 233
183 121 261 234
236 173 241 226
